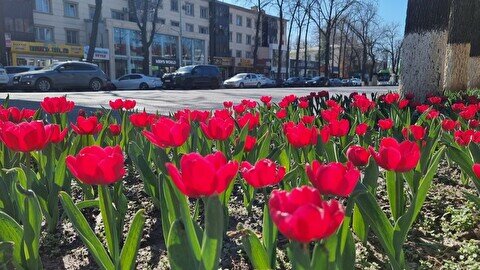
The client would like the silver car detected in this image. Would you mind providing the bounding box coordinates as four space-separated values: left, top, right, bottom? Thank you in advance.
0 68 8 88
5 66 42 88
223 73 263 88
112 74 163 90
12 61 108 91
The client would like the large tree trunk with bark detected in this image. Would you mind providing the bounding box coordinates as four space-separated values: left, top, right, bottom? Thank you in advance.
86 0 102 62
400 0 452 100
468 6 480 89
443 0 475 92
276 7 284 82
253 9 262 70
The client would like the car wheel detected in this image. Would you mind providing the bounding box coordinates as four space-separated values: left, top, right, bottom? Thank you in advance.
256 82 261 88
239 82 244 88
36 78 52 92
139 82 149 90
89 78 103 91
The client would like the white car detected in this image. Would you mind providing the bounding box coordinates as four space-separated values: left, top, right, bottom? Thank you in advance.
223 73 263 88
0 68 9 88
112 74 162 90
257 74 276 87
350 78 362 86
5 66 42 88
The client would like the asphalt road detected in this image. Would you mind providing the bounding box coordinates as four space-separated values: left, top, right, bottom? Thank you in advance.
1 86 396 114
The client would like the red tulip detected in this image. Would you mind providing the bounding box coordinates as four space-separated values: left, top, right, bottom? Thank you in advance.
306 161 361 197
328 119 350 137
260 96 272 104
41 96 75 114
237 112 260 131
384 93 400 104
469 120 480 129
129 111 154 128
452 102 466 112
427 96 442 105
472 164 480 179
321 107 342 123
402 125 426 141
426 109 439 120
416 105 430 113
318 90 329 98
241 99 257 109
326 100 340 108
6 107 36 123
459 105 477 120
352 94 375 113
200 115 235 141
301 115 315 125
346 145 370 167
240 159 286 188
143 117 190 148
0 121 52 152
71 116 102 135
48 124 68 143
244 135 257 152
355 123 369 136
473 131 480 143
441 119 458 131
398 99 409 109
109 124 121 136
109 99 124 110
175 109 210 123
269 186 345 243
283 122 318 148
233 104 246 114
454 130 474 146
276 108 287 119
404 93 415 100
369 137 420 172
123 99 136 110
165 152 239 198
378 118 394 130
320 125 330 143
223 101 233 108
66 145 125 185
298 99 309 109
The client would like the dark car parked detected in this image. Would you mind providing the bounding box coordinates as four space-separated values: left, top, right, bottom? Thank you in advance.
305 76 329 87
162 65 222 89
12 61 108 91
283 77 307 87
328 78 343 87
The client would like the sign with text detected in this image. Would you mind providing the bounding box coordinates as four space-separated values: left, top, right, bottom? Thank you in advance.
83 46 110 60
152 57 178 66
11 41 83 57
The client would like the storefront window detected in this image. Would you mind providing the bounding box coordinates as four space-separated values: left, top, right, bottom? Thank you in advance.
152 34 178 59
181 37 205 66
130 31 143 57
114 28 127 55
193 39 205 64
115 58 127 78
181 38 193 66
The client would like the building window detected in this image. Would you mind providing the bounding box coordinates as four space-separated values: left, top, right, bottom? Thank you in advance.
236 15 242 26
35 26 54 42
66 29 79 44
229 31 232 42
185 23 194 32
171 20 180 27
236 50 242 58
35 0 51 13
200 6 208 19
247 18 252 28
229 13 232 24
157 18 166 25
199 26 208 34
229 50 232 57
246 35 251 45
64 2 79 18
184 2 194 16
171 0 178 12
236 33 242 44
4 18 14 31
246 51 252 58
111 10 125 20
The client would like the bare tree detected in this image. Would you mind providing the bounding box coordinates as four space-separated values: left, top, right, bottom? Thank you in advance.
128 0 162 75
311 0 357 78
252 0 271 70
400 0 452 100
382 23 402 80
86 0 102 63
303 7 313 77
285 0 301 77
272 0 286 82
294 5 309 76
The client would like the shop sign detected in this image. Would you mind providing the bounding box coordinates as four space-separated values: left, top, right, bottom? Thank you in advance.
83 46 110 60
238 58 252 67
212 57 233 66
11 41 83 57
4 33 12 48
152 57 178 66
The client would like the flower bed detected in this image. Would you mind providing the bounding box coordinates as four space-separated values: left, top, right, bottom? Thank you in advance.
0 92 479 270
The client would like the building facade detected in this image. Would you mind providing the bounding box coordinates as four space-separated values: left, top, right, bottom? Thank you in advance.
1 0 287 80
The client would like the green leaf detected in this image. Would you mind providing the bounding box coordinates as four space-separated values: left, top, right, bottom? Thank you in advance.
98 185 119 262
59 192 114 270
463 191 480 209
352 205 367 243
287 242 311 270
241 230 271 270
310 243 328 270
167 220 200 270
0 211 23 267
262 203 277 268
119 209 146 270
200 196 224 270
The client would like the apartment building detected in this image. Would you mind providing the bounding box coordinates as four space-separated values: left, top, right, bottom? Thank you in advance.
1 0 287 80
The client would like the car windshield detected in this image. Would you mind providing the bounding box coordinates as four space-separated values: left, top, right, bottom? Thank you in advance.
232 74 246 79
287 78 297 82
43 63 61 70
176 66 193 73
312 76 321 80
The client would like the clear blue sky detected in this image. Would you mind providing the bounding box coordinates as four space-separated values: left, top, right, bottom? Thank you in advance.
378 0 408 30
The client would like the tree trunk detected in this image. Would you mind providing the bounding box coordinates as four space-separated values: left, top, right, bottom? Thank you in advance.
361 45 368 84
443 0 475 91
303 17 310 77
331 23 336 77
253 9 262 70
295 32 302 76
318 26 322 76
276 7 284 82
324 24 331 78
468 5 480 88
400 0 452 100
285 3 299 78
141 31 150 75
337 22 344 77
86 0 102 62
